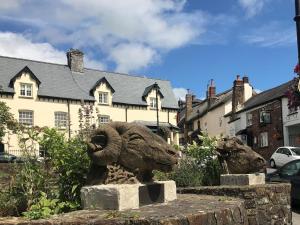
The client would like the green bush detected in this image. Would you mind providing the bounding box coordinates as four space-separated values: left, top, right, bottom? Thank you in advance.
39 128 90 209
155 134 221 187
186 134 221 186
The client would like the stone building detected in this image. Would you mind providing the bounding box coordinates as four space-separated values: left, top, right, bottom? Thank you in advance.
0 49 179 155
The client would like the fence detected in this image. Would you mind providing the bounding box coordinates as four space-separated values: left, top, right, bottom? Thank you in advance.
5 149 40 157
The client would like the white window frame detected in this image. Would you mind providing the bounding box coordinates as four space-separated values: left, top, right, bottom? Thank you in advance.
20 83 33 97
260 111 271 124
260 132 269 148
99 115 110 124
246 113 253 126
99 92 109 104
19 110 33 126
150 97 157 109
54 112 68 129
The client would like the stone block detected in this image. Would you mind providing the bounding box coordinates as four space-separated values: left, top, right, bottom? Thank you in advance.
81 184 139 211
81 180 177 211
220 173 265 186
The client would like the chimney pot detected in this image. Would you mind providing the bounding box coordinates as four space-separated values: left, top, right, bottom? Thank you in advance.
243 76 249 83
67 49 84 73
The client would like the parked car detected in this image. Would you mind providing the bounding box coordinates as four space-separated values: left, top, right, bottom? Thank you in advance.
266 159 300 204
269 147 300 168
0 152 17 163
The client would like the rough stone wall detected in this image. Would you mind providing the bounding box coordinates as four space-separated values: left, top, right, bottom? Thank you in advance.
247 100 284 160
179 183 292 225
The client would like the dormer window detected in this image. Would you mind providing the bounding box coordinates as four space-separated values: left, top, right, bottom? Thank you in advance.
99 92 108 104
150 97 157 109
20 83 32 97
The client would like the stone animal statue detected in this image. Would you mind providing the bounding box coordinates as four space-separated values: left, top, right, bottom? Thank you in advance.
216 137 266 174
86 122 179 185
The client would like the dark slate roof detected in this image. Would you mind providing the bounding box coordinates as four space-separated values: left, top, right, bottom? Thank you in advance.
178 89 232 125
238 80 293 112
134 120 179 129
0 55 178 109
142 83 164 99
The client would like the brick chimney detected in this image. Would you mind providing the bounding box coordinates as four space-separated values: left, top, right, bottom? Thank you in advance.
67 49 84 73
231 75 253 119
184 92 193 142
207 79 216 99
207 79 217 107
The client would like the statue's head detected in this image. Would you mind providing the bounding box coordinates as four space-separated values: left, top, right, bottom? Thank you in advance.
87 122 178 177
217 137 266 174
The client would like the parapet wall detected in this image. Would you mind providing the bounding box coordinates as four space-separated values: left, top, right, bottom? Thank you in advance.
178 183 292 225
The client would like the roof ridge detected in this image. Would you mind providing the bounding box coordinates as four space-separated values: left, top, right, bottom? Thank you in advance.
243 79 293 105
0 54 170 82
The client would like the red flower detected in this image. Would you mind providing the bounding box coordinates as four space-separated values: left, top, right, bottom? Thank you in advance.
294 64 300 74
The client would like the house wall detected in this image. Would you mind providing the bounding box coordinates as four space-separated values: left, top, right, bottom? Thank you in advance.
1 72 178 155
200 104 227 137
244 100 284 160
282 97 300 146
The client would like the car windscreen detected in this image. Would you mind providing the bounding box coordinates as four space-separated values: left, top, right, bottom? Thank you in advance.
291 148 300 156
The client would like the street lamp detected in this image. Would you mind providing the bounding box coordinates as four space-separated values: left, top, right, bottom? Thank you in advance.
154 82 160 133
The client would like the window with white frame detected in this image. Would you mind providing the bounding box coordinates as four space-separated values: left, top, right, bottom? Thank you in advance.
99 92 109 104
260 132 268 147
246 113 253 126
20 83 32 97
150 97 157 109
260 111 271 124
54 112 68 129
19 111 33 126
99 115 110 124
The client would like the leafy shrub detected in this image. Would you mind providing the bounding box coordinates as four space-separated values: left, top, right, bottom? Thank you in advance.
186 134 221 186
39 128 90 209
155 134 221 187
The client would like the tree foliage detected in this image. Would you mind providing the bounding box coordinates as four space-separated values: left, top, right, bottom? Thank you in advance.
0 101 18 140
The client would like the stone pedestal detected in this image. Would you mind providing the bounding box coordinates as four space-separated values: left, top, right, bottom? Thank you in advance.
81 180 177 211
220 173 265 186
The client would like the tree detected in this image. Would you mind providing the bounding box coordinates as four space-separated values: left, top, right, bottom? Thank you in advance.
0 101 18 141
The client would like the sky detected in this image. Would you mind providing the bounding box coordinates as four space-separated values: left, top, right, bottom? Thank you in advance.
0 0 297 100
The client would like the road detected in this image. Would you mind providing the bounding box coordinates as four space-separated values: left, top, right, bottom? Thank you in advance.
293 207 300 225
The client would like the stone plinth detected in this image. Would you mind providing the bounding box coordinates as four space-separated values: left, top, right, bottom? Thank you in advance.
81 180 176 211
220 173 265 186
0 194 247 225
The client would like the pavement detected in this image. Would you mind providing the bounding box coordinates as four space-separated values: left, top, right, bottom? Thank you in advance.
293 207 300 225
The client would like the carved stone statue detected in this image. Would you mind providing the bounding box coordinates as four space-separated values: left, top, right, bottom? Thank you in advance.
86 122 179 185
216 137 266 174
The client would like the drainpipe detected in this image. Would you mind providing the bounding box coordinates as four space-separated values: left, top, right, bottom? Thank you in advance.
125 105 128 122
67 100 71 139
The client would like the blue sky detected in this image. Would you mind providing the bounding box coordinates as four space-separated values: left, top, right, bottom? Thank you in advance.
0 0 297 100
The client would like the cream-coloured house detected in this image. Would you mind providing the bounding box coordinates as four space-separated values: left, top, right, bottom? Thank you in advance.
178 76 254 144
0 49 179 155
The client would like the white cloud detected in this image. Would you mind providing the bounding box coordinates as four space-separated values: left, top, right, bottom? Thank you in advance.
240 22 295 47
0 32 105 70
238 0 269 18
0 0 203 73
110 43 158 73
173 88 187 101
0 0 22 11
254 89 262 94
